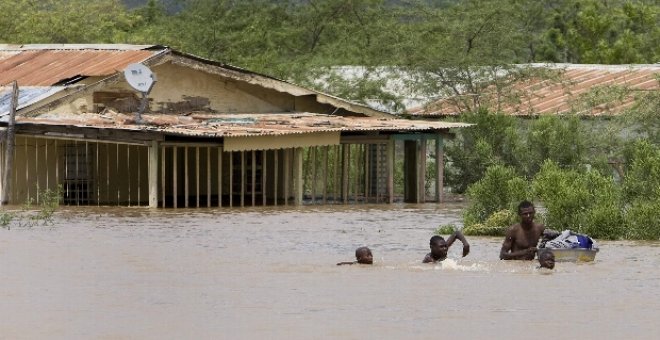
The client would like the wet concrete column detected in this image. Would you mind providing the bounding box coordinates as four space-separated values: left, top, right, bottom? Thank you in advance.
148 140 159 208
293 147 303 206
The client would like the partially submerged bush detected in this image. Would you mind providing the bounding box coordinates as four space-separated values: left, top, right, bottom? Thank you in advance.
435 224 456 235
532 160 623 238
1 186 62 229
624 199 660 240
463 209 515 236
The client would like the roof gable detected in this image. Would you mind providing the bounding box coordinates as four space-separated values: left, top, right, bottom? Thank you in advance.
0 44 392 119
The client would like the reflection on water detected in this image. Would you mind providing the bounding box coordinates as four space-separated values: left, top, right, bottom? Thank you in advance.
1 204 659 339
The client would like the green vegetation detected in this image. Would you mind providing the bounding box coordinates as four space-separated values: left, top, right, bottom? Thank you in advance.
1 0 657 107
1 0 658 239
462 141 660 240
1 186 62 229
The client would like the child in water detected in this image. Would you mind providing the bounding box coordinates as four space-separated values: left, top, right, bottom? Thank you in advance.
538 248 555 269
337 246 373 265
423 231 470 263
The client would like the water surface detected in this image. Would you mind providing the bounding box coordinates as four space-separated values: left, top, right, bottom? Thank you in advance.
1 204 658 339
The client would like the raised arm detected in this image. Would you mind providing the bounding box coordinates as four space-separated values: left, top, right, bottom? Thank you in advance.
446 230 470 257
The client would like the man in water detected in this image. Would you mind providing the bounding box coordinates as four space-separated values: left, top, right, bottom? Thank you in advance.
337 246 373 265
500 200 546 260
423 231 470 263
538 248 555 269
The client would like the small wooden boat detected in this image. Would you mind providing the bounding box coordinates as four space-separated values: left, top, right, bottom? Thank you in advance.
547 248 598 262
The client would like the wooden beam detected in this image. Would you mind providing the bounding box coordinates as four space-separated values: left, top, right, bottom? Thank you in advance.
229 151 233 207
161 146 166 207
323 146 328 204
419 137 427 203
284 150 289 206
207 147 211 208
218 148 222 207
173 146 178 208
251 150 256 207
311 147 317 204
342 145 349 204
185 147 189 208
196 147 200 208
273 150 278 206
241 151 245 207
435 136 444 203
262 151 267 206
386 138 395 204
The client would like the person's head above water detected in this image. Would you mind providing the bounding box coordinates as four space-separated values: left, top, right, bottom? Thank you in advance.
517 200 536 227
538 248 555 269
355 246 373 264
429 235 449 260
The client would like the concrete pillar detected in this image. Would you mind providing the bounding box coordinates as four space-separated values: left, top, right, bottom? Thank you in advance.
148 140 159 208
293 147 303 206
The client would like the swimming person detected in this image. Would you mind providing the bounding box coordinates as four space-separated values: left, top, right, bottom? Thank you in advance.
500 200 547 261
423 231 470 263
538 248 555 269
337 246 373 265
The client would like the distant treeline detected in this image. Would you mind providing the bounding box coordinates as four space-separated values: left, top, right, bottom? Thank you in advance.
2 1 657 76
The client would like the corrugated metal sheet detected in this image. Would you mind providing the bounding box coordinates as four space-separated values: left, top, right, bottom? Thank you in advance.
0 46 165 86
0 86 66 119
17 112 471 138
408 64 660 117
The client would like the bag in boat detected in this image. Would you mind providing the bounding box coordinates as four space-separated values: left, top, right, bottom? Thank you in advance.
544 230 598 250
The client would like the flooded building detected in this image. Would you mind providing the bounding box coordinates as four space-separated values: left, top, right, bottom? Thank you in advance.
0 44 469 208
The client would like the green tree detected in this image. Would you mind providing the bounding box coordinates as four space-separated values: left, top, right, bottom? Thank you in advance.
0 0 137 43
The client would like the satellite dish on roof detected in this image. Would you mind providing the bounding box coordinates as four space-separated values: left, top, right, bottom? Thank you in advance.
124 63 156 94
123 63 157 124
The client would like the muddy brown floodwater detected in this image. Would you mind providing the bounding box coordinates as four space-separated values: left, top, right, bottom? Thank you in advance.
1 203 659 339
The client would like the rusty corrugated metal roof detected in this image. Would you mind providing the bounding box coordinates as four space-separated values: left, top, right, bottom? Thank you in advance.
17 111 471 138
408 64 660 117
0 45 166 86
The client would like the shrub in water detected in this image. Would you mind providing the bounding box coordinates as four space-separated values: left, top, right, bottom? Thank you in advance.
463 209 516 236
532 160 623 239
463 164 530 227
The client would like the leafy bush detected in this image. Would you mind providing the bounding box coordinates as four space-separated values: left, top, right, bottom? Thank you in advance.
463 209 516 236
532 160 623 239
525 115 587 175
463 164 530 227
445 109 523 193
624 200 660 240
1 186 62 229
435 224 456 235
622 140 660 202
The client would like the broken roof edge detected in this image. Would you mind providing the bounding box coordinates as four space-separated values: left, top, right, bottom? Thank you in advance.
0 44 164 51
167 50 394 118
0 86 69 120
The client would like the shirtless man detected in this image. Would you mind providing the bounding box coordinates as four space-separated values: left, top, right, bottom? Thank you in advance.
500 200 545 260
